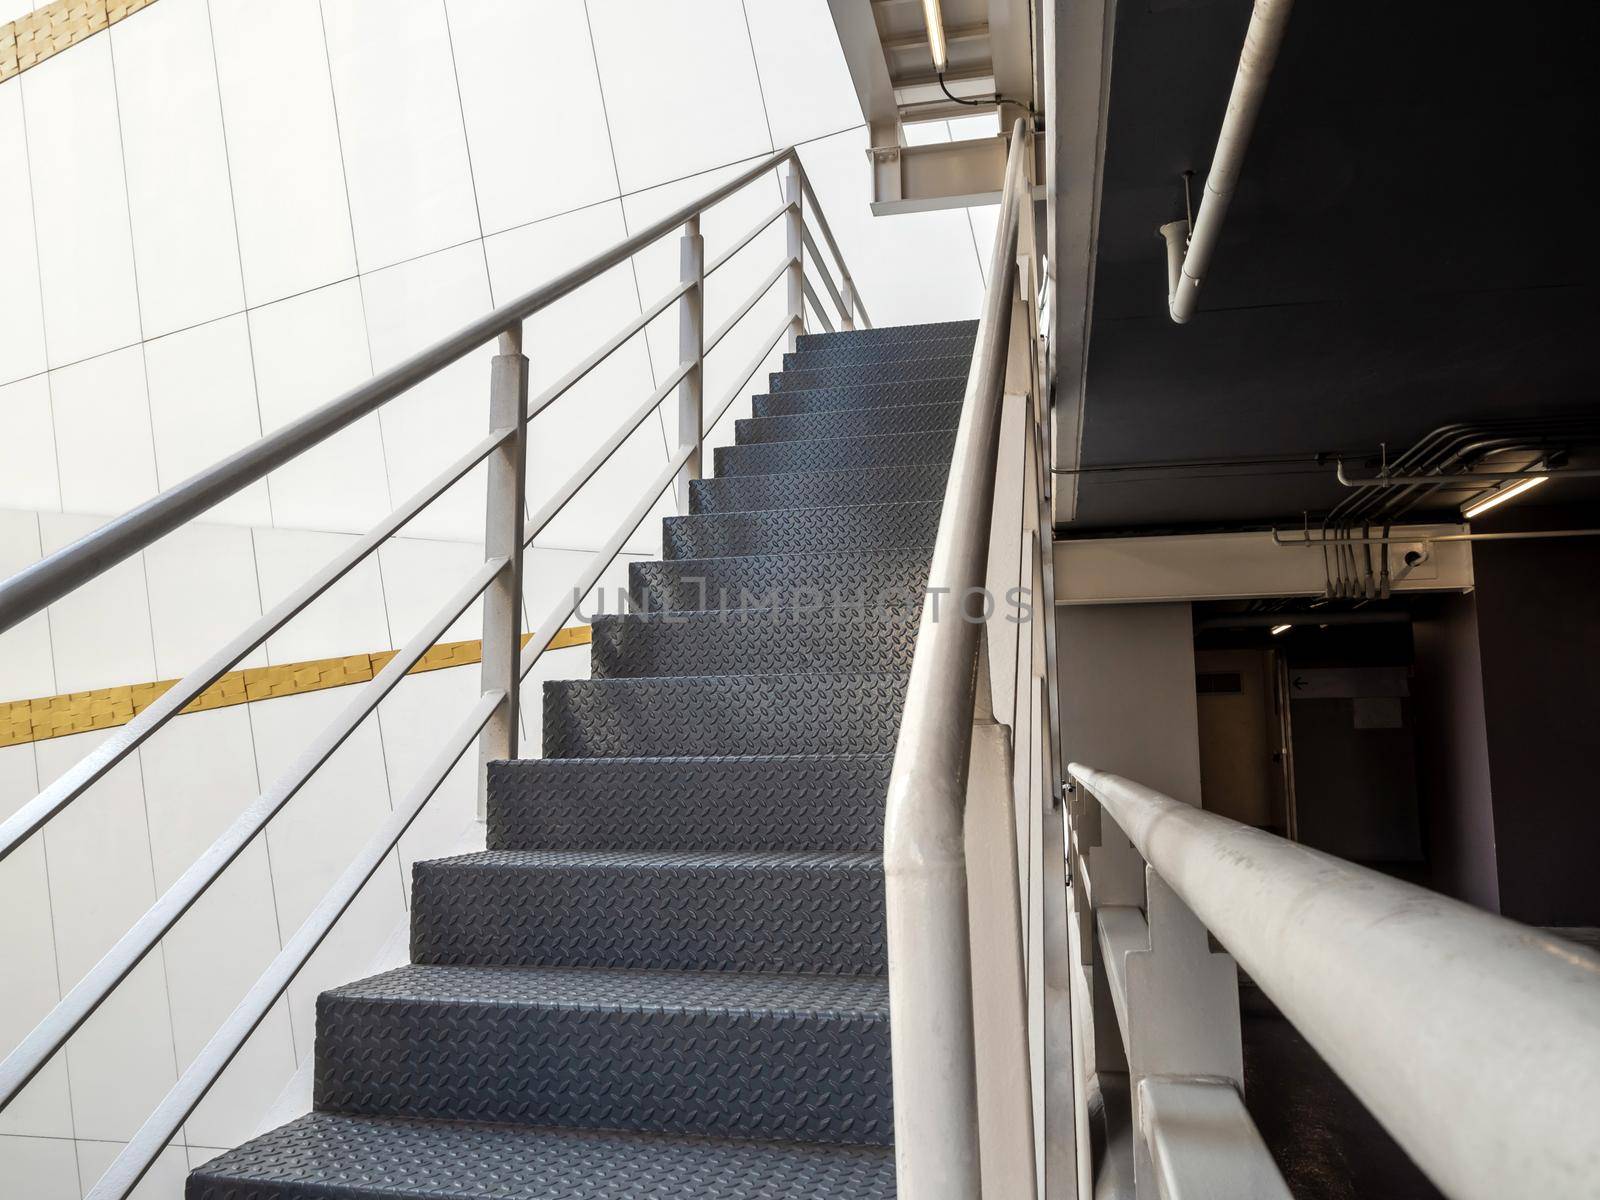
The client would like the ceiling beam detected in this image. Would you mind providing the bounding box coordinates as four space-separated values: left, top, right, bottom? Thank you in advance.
826 0 904 147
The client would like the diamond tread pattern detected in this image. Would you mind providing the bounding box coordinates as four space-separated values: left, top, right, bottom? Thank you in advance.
486 755 890 853
589 606 919 679
690 463 948 515
782 335 973 370
769 356 970 392
735 401 961 445
662 501 940 560
752 377 965 417
629 548 932 612
186 1112 896 1200
795 318 976 351
715 428 957 476
314 965 892 1144
543 672 907 758
410 849 885 974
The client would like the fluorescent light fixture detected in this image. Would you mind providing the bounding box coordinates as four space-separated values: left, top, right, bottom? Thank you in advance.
1270 623 1292 636
1461 474 1548 520
921 0 949 72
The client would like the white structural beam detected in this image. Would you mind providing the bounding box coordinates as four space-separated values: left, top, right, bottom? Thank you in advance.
1052 526 1474 604
871 133 1043 216
826 0 903 147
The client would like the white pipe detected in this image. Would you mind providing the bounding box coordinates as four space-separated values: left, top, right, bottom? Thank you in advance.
1166 0 1294 323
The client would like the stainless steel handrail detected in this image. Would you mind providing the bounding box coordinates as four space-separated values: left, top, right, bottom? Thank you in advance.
882 117 1029 1197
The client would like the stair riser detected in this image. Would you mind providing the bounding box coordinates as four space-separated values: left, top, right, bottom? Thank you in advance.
411 856 886 974
735 401 961 445
782 335 974 370
752 376 966 416
543 675 906 757
715 428 957 476
690 462 948 514
629 550 932 612
795 319 976 352
590 607 918 678
662 501 940 560
315 996 892 1144
487 757 889 853
771 355 971 391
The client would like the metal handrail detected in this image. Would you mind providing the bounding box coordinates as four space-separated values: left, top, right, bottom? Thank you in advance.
882 117 1029 1197
1068 764 1600 1200
0 141 869 1199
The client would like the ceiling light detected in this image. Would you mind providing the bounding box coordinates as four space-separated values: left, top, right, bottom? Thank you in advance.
1461 474 1548 520
921 0 949 72
1270 623 1292 636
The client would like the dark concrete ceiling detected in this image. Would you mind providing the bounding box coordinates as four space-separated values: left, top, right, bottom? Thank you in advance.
1071 0 1600 532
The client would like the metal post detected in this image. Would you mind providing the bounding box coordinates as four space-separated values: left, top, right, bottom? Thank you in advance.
676 215 705 513
842 274 857 331
784 160 804 350
478 323 529 820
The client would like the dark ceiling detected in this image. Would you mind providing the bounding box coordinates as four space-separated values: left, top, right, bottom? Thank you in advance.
1071 0 1600 532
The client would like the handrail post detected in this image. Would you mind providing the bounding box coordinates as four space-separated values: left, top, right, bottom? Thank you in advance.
676 215 705 512
784 159 804 350
478 323 529 820
841 274 857 331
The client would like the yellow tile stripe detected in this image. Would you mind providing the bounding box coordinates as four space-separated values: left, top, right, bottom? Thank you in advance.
0 625 592 749
2 0 156 82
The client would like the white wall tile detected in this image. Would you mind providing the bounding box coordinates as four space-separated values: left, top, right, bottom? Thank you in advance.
0 80 48 385
247 281 388 534
38 512 156 693
0 511 53 700
587 0 773 193
143 316 270 528
76 1138 189 1200
444 0 618 235
321 0 480 270
742 0 866 148
360 243 493 543
209 0 356 305
378 535 486 649
112 0 247 339
0 376 61 514
21 37 143 369
141 520 265 680
250 526 390 665
47 346 159 518
0 1135 78 1200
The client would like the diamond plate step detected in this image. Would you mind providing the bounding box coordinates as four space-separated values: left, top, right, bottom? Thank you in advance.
795 318 976 352
590 605 918 678
715 428 957 476
735 401 961 445
411 849 885 974
314 965 892 1144
782 334 974 370
662 501 940 560
752 376 965 417
770 355 971 392
629 548 931 612
544 672 906 758
188 1112 896 1200
690 462 949 515
487 755 890 853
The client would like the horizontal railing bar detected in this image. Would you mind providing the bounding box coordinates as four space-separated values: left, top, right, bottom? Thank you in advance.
0 148 796 637
1096 905 1144 1048
801 224 848 321
518 439 694 684
1139 1078 1293 1200
87 685 505 1200
521 359 694 550
802 275 837 335
1068 763 1600 1200
704 256 793 358
526 278 692 423
0 554 505 1113
704 201 791 279
0 427 510 867
796 167 868 327
702 314 791 437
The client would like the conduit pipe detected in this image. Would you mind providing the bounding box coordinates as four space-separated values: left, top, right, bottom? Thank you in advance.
1163 0 1294 323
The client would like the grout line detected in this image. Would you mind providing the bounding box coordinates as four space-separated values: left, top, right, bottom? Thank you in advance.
12 80 64 515
436 0 495 311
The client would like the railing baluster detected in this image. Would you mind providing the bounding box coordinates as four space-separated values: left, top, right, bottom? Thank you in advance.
677 215 706 513
784 159 804 350
842 273 857 331
478 323 530 819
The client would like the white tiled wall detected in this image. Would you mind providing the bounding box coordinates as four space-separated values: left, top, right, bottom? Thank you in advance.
0 0 989 1192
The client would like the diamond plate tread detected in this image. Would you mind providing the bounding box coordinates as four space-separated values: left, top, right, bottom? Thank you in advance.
662 501 940 560
782 335 974 370
629 549 931 612
795 319 976 352
187 1112 896 1200
543 672 907 758
589 605 919 678
410 849 885 974
690 463 949 515
751 376 966 417
735 401 962 445
769 356 971 392
714 428 957 477
486 754 890 853
314 965 892 1144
